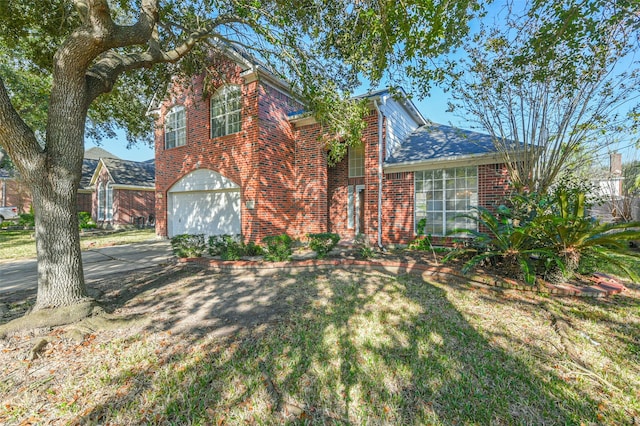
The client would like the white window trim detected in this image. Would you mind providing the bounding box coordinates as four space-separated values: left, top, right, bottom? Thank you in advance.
105 182 113 221
210 85 242 138
164 105 186 149
347 184 365 230
97 182 104 220
414 166 478 237
348 145 364 178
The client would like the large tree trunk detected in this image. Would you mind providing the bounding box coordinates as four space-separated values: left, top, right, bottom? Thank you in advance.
30 174 88 311
28 65 90 311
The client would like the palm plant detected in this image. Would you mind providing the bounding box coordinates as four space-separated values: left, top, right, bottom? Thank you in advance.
444 206 560 285
533 190 640 283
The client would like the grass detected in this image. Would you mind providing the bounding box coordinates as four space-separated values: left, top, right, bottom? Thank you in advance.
0 228 156 260
1 267 638 424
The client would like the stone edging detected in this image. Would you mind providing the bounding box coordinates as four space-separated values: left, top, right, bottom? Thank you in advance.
178 257 627 298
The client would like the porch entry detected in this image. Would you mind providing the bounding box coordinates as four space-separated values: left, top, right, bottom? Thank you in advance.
348 184 365 235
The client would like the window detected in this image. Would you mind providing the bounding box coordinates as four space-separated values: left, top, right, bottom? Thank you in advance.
415 166 478 236
97 182 114 221
105 183 113 220
210 85 241 138
165 105 186 149
97 182 104 220
348 144 364 177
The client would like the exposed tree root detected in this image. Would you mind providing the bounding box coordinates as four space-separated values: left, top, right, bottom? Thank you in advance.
542 302 623 394
0 300 101 339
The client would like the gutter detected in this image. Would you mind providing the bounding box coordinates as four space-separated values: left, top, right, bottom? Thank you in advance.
373 99 384 250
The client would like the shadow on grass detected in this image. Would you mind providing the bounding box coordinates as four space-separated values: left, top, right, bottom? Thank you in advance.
66 265 615 425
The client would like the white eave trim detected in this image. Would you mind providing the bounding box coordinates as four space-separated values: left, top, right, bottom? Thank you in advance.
289 113 318 127
383 152 506 173
111 184 155 191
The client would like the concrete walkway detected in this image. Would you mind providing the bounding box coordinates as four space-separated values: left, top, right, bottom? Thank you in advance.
0 240 173 294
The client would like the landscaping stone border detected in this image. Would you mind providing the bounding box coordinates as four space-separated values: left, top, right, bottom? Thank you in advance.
178 257 627 298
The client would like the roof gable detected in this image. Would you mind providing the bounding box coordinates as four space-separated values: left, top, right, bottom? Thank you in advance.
90 158 155 188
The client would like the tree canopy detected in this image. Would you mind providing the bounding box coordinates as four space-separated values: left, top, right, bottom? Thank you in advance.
0 0 485 323
445 0 640 193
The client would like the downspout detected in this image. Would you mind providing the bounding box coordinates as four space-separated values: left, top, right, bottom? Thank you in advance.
373 98 384 249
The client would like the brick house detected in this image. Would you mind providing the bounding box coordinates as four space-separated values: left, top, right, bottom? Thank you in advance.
154 55 512 246
89 157 156 227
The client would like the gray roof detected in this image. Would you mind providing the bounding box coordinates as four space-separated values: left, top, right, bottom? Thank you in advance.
0 168 12 179
85 147 120 160
385 124 504 166
80 159 99 190
102 158 155 187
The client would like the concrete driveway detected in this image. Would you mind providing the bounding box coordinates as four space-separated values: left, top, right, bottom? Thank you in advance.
0 240 174 294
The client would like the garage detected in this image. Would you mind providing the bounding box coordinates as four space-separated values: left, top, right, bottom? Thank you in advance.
167 169 241 237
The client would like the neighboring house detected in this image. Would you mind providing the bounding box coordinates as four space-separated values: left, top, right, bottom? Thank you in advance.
89 157 156 227
154 54 512 246
0 167 31 213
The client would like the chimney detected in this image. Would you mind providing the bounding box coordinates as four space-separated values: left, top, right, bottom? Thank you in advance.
610 152 622 176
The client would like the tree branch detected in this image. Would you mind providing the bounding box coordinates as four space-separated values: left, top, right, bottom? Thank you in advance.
85 27 211 101
0 77 44 174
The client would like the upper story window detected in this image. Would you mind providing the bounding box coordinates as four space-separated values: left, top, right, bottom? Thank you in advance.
348 144 365 177
165 105 186 149
211 85 242 138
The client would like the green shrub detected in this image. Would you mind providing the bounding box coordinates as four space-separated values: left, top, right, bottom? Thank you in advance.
244 241 264 256
78 211 96 229
408 235 433 251
170 234 206 258
360 245 375 259
18 213 35 228
262 234 293 262
208 235 263 260
307 232 340 259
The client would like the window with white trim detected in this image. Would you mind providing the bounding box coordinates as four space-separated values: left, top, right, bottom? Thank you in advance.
415 166 478 236
105 182 113 220
210 85 241 138
164 105 186 149
348 144 364 177
97 182 104 220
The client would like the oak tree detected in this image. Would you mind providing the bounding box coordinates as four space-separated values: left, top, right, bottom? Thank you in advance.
0 0 482 328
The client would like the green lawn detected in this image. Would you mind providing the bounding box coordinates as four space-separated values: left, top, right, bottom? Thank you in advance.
0 228 157 260
1 268 638 424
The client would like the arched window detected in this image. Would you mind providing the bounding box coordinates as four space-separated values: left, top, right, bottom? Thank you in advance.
165 105 186 149
105 182 113 220
97 182 104 220
210 85 241 138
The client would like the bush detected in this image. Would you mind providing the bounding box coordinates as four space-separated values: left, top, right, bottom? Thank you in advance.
408 235 433 251
208 235 263 260
18 213 35 228
170 234 206 258
360 245 376 259
244 241 264 256
78 211 96 230
307 232 340 259
262 234 293 262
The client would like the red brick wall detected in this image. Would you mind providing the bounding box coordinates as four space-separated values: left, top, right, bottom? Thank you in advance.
77 192 92 213
478 163 512 209
0 179 31 213
114 189 155 225
155 64 301 243
380 171 414 244
294 124 328 238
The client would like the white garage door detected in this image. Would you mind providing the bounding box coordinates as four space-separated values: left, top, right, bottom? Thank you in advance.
168 169 241 237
